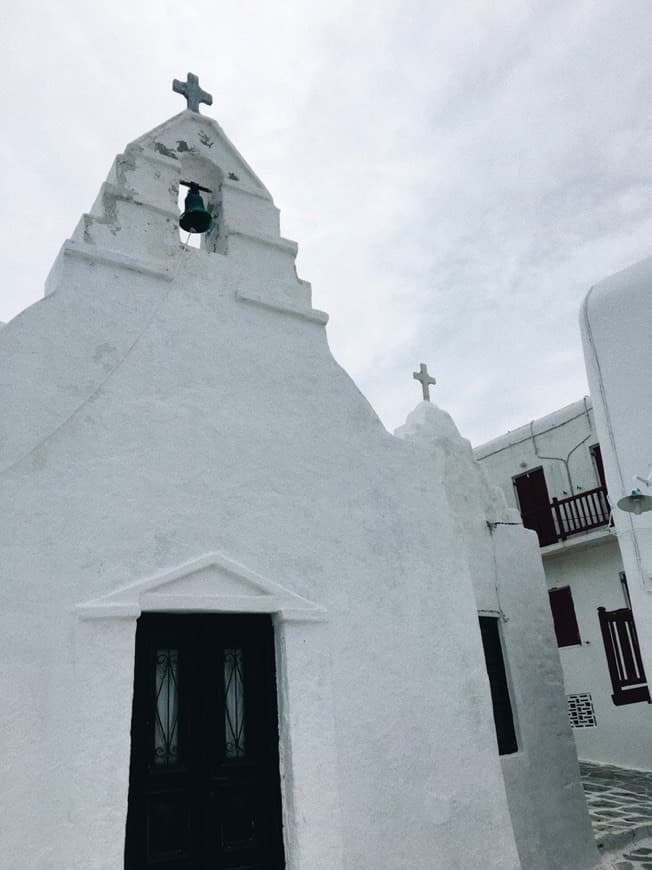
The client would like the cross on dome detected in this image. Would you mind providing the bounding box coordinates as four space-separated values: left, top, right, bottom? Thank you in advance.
413 363 436 401
172 72 213 113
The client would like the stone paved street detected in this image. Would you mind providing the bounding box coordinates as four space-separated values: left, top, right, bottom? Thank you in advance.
598 835 652 869
580 762 652 869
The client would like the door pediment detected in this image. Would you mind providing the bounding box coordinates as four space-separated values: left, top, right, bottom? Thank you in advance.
76 552 326 623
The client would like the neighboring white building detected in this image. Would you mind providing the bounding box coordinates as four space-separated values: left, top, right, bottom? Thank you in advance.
476 398 652 770
0 77 597 869
580 258 652 765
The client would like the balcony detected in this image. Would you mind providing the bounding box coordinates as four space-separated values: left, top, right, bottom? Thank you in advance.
521 485 611 547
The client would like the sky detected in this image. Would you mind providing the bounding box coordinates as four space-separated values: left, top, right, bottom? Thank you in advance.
1 0 652 445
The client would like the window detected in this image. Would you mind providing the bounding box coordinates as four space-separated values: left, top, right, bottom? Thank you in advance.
479 616 518 755
589 443 606 489
619 571 632 609
548 586 581 647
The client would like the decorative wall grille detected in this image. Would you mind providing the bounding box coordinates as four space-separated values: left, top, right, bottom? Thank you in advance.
567 693 597 728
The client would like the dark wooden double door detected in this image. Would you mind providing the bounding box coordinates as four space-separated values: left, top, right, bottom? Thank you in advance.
125 614 285 869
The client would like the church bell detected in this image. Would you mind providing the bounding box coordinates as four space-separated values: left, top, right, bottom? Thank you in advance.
179 180 213 234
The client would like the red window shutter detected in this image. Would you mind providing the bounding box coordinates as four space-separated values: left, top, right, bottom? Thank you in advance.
549 587 581 647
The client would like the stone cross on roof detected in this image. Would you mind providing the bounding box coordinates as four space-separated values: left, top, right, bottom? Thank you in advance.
173 73 213 113
413 363 436 401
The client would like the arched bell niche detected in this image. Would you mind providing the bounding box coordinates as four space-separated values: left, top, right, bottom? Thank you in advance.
176 152 226 254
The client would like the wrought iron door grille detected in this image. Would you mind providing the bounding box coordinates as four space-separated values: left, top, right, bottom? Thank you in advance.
153 649 180 765
224 648 246 759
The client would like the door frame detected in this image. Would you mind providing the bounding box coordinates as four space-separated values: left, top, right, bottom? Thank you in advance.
76 551 345 870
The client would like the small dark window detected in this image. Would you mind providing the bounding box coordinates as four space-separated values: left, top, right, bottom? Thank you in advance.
479 616 518 755
590 443 607 489
620 572 632 609
549 587 581 647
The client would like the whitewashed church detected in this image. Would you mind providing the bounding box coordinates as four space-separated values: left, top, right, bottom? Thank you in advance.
1 75 599 869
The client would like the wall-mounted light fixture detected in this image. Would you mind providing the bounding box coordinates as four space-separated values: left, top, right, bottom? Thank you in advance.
617 489 652 515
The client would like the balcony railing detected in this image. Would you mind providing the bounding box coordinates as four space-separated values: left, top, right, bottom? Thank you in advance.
521 485 611 546
551 486 610 541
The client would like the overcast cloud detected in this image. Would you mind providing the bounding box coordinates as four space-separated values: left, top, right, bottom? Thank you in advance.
2 0 652 444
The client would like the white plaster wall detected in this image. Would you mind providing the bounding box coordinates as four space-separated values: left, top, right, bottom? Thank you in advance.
475 398 602 510
543 537 652 769
581 258 652 707
1 112 521 870
396 403 598 870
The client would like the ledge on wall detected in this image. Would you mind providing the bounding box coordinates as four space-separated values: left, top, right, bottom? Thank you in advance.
541 526 616 560
75 551 328 624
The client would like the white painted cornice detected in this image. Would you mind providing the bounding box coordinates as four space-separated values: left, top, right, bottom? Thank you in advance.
75 551 327 623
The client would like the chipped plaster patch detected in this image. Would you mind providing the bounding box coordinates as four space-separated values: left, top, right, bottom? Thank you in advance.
175 140 197 154
93 342 117 372
84 188 131 239
114 153 138 190
154 142 178 160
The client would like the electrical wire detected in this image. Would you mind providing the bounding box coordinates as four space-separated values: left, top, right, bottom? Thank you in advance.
528 396 593 492
476 401 593 460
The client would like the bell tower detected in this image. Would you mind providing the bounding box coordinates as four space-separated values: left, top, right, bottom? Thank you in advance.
46 72 324 325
